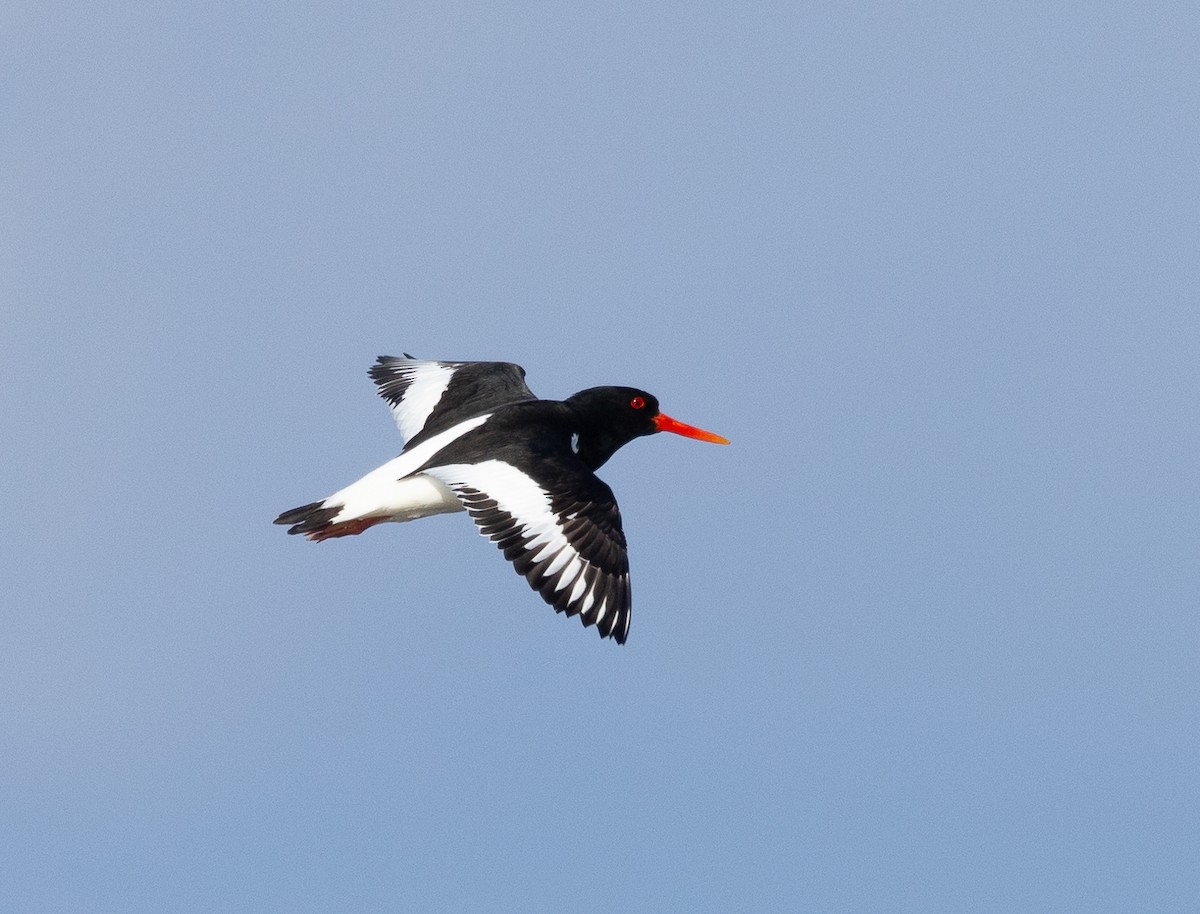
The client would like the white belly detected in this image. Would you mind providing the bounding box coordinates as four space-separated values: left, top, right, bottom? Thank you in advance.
318 413 491 526
327 471 465 525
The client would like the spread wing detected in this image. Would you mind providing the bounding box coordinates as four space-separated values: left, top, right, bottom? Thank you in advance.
422 459 632 643
368 356 536 448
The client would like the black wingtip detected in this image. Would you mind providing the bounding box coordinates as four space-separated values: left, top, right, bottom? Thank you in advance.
608 608 629 645
372 352 416 363
369 354 421 385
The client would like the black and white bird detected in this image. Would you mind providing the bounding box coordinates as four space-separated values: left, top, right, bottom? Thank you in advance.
274 356 729 643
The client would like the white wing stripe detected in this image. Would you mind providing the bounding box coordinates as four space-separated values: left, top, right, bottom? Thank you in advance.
568 574 589 604
544 548 574 577
421 459 629 640
530 540 560 564
554 557 583 591
426 460 598 601
389 363 455 440
524 527 559 552
578 584 595 615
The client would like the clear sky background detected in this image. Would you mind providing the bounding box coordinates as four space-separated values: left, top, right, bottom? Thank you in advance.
3 3 1197 911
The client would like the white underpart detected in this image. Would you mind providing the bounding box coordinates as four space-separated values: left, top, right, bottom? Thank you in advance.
388 362 455 441
321 413 491 524
423 459 602 611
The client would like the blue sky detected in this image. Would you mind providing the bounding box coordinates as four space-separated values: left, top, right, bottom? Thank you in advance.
3 3 1198 911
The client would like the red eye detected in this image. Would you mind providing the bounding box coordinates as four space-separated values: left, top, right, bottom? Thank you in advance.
630 396 645 410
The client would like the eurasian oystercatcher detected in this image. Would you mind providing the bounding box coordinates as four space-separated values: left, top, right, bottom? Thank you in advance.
274 356 729 643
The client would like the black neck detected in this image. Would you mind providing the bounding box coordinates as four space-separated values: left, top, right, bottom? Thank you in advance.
573 426 624 471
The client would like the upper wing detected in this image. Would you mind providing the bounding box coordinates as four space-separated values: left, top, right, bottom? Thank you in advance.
422 459 632 643
368 356 536 448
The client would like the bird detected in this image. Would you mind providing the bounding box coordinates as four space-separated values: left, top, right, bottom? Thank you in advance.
274 356 729 643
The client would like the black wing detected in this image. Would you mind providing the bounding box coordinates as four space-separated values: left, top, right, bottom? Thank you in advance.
422 459 632 643
368 356 536 448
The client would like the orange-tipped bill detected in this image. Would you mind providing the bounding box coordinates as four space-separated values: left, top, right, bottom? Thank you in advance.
653 413 730 444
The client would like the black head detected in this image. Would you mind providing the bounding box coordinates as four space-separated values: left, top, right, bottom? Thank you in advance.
564 386 729 470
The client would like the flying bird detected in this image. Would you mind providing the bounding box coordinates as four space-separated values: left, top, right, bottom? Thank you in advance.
274 356 729 643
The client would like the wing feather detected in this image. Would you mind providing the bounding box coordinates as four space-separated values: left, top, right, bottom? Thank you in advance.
423 459 632 643
369 357 536 447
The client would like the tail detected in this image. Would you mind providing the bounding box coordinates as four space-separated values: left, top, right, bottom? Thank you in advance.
273 500 386 542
